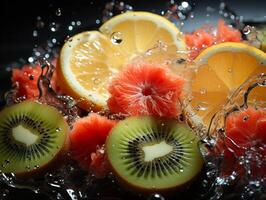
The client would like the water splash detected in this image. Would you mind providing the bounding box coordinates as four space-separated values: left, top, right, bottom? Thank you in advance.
219 1 244 29
200 73 266 200
102 1 133 22
37 59 79 125
164 0 195 28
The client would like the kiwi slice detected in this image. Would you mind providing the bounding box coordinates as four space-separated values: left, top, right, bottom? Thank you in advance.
106 116 203 193
0 101 69 177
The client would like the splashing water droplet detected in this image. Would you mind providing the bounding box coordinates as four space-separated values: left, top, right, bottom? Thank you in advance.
68 25 73 31
55 8 62 16
194 102 209 111
102 1 133 22
95 19 101 25
56 128 62 132
200 88 207 94
33 30 38 37
36 16 45 28
148 193 165 200
28 57 34 63
49 22 59 32
243 25 252 35
110 32 123 45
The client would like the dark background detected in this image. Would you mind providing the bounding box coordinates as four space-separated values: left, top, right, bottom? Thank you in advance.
0 0 266 199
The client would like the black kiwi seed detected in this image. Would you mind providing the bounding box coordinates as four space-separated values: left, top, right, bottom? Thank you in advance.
0 101 69 178
106 116 203 194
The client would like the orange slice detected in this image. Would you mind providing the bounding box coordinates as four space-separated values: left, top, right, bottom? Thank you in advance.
58 12 186 110
188 42 266 129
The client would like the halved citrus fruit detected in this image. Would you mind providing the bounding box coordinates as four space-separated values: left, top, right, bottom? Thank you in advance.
58 12 186 110
187 42 266 129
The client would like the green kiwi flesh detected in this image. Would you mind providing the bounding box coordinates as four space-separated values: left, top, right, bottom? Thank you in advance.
0 101 69 177
106 116 203 193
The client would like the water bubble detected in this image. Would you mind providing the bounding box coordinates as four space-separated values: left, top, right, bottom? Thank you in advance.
49 22 59 32
92 77 101 85
34 165 39 170
148 193 165 200
36 17 45 28
55 8 62 16
28 57 34 63
71 21 76 26
243 115 249 122
181 1 189 8
243 25 252 35
76 21 81 26
102 1 133 22
194 102 208 111
33 30 38 37
95 19 101 24
0 189 9 199
200 88 207 94
52 38 57 44
68 25 73 31
29 74 34 80
227 67 232 73
110 32 123 45
55 128 62 132
164 0 194 23
219 1 243 28
66 189 78 200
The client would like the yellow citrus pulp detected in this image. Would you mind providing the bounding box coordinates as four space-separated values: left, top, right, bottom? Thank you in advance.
188 42 266 128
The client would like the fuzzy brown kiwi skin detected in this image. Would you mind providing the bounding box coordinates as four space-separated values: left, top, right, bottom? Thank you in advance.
14 121 70 179
107 155 203 197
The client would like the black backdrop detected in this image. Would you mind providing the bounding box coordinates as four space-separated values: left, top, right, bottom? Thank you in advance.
0 0 266 199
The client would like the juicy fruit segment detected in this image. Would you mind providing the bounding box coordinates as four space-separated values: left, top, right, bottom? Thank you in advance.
225 108 266 156
189 42 266 127
108 63 184 118
216 20 242 43
219 107 266 178
12 61 59 99
185 20 242 60
90 145 110 178
0 101 69 177
106 116 203 193
59 12 186 110
12 65 42 99
70 113 117 170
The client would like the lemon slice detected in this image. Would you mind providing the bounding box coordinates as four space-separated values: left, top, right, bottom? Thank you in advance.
58 12 186 110
188 42 266 129
99 11 186 58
